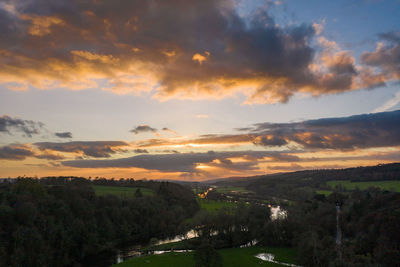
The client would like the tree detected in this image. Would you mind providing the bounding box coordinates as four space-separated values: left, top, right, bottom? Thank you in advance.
194 241 222 267
134 188 143 197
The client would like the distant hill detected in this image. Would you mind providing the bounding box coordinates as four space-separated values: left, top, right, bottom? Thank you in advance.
204 163 400 199
208 162 400 184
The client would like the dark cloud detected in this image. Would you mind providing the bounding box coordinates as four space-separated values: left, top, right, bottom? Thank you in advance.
0 115 44 137
361 31 400 80
251 110 400 149
207 160 259 172
61 150 295 173
0 144 64 160
0 0 389 103
34 141 128 158
133 110 400 151
0 144 35 160
253 135 288 146
130 125 157 135
55 131 72 138
54 131 72 138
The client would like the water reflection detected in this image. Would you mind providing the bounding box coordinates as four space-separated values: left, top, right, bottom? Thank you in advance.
270 205 287 220
154 230 197 246
255 253 301 267
115 229 197 264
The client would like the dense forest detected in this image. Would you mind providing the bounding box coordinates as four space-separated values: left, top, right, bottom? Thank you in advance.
1 163 400 266
284 190 400 266
0 178 198 266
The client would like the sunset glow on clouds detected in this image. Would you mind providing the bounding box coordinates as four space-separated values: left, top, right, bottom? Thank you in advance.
1 0 400 180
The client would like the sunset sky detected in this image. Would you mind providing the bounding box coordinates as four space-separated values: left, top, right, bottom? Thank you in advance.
1 0 400 180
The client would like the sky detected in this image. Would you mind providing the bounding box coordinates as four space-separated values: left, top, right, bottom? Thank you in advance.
0 0 400 180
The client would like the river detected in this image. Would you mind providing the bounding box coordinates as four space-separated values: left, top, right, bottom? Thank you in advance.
114 229 197 264
112 205 287 264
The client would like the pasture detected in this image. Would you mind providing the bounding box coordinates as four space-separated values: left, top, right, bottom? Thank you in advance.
113 246 297 267
327 180 400 192
197 199 238 212
214 186 253 194
316 190 332 196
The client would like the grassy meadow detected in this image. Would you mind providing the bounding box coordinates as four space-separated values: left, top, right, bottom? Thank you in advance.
316 190 333 196
112 246 297 267
327 180 400 192
214 186 253 194
197 198 238 212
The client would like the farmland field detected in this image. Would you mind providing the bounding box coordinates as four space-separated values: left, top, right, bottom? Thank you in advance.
316 190 332 196
92 185 154 197
112 246 297 267
197 199 238 212
327 180 400 192
214 186 253 194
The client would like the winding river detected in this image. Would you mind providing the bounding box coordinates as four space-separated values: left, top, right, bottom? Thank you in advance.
113 205 287 264
114 230 197 264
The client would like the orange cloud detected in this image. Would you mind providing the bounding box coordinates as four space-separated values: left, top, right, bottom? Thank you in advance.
192 51 210 65
20 14 65 36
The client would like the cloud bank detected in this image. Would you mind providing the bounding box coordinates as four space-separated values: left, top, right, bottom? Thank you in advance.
61 150 293 173
250 110 400 149
134 110 400 151
34 141 128 158
0 144 64 160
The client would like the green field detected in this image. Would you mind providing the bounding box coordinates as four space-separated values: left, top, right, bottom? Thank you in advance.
92 185 154 197
113 246 297 267
198 199 238 212
327 180 400 192
316 190 332 196
214 186 253 194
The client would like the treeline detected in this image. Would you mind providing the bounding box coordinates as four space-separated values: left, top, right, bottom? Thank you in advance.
0 178 199 267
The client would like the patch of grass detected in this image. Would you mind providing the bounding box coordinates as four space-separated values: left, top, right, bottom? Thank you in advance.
92 185 153 197
197 199 238 212
327 180 400 192
316 190 332 196
214 186 253 194
113 251 195 267
113 246 297 267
